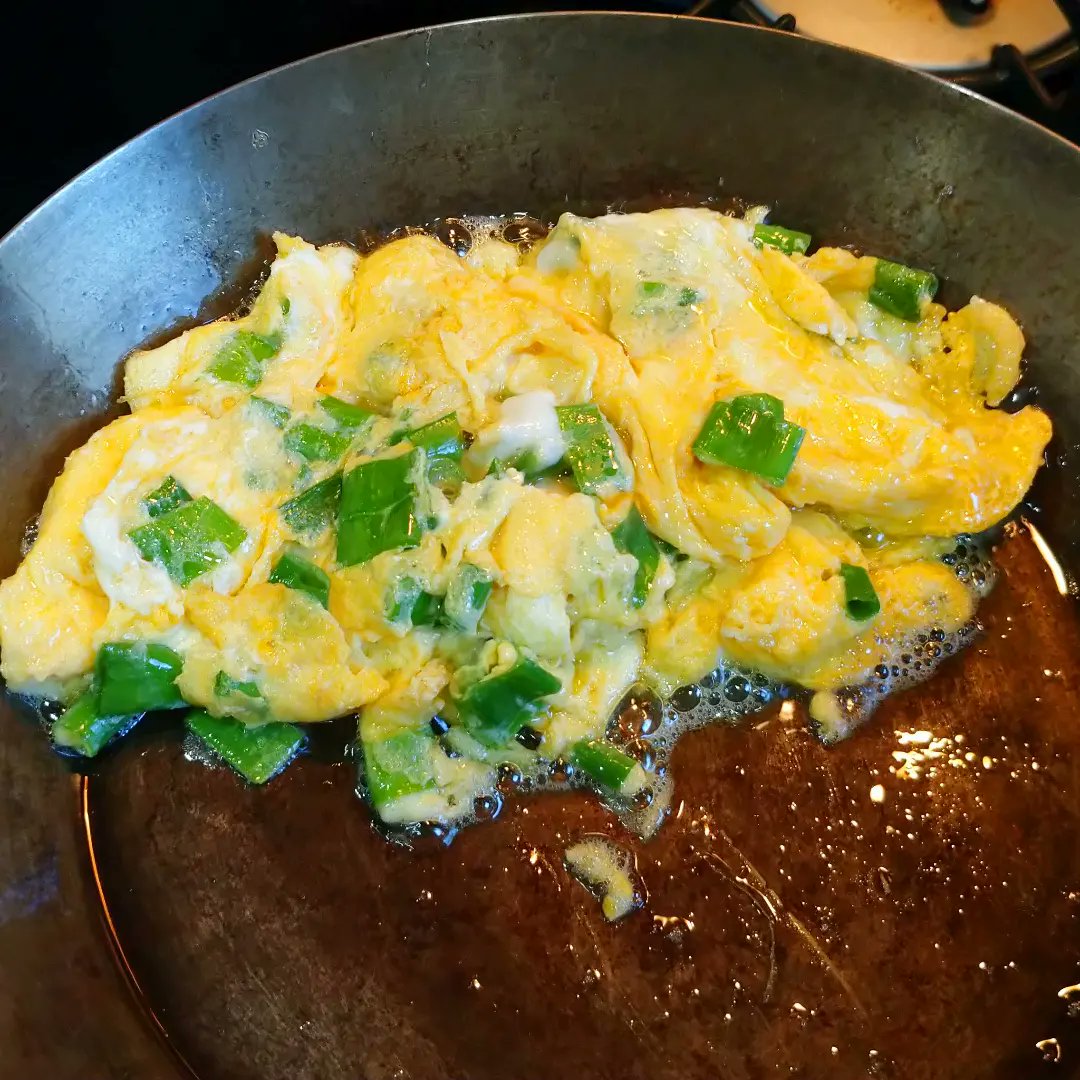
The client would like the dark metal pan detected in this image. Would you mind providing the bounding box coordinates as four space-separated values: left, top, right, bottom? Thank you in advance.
1 13 1079 1079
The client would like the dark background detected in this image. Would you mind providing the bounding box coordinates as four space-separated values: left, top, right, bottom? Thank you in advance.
0 1 687 236
7 3 1080 237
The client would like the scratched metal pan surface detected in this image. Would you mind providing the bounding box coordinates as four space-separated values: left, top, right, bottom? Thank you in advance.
2 13 1080 1080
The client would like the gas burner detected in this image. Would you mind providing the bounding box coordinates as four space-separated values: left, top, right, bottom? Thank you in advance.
681 0 1080 137
750 0 1071 77
690 0 1074 80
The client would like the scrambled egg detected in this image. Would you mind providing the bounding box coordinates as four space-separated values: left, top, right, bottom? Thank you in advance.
0 210 1051 822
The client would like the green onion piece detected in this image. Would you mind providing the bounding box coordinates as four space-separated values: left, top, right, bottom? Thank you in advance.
692 393 805 486
384 575 443 627
505 451 552 477
395 412 465 458
249 395 291 429
838 563 881 620
130 496 247 586
441 724 540 769
279 473 342 536
318 395 373 431
362 729 439 809
753 223 813 255
668 557 715 606
443 564 493 633
454 656 561 747
639 281 666 297
269 550 330 609
186 710 304 785
427 457 467 487
570 739 646 794
393 413 466 486
280 297 291 316
206 330 282 388
555 404 623 495
411 591 444 627
96 642 185 715
143 476 192 519
487 451 570 482
611 506 661 609
526 459 574 482
214 671 260 699
283 422 352 463
736 392 782 421
385 575 422 625
677 286 703 307
52 690 141 757
337 451 425 567
869 259 939 322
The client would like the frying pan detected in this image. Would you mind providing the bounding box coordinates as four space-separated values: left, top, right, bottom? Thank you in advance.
2 13 1079 1080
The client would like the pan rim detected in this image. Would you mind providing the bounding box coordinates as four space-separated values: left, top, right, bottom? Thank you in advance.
3 9 1080 254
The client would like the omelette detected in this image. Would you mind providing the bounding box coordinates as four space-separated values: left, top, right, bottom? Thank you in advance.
0 208 1051 829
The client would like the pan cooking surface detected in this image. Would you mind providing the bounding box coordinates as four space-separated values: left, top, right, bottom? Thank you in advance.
61 218 1080 1076
3 14 1080 1079
81 530 1080 1080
